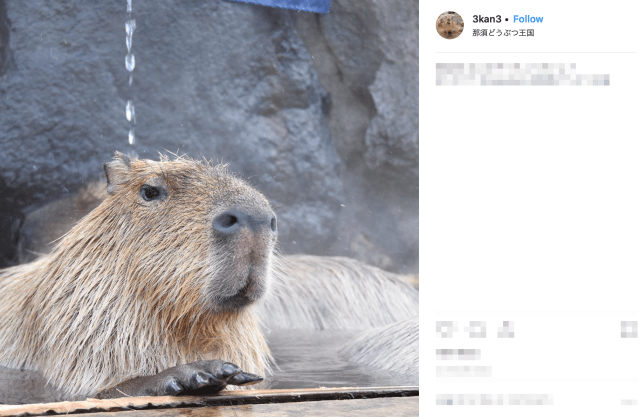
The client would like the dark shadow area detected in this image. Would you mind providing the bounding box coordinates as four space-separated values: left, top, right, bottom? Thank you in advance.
0 178 25 268
0 0 12 77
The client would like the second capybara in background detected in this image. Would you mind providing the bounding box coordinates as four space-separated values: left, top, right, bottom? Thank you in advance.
261 255 418 331
340 316 418 378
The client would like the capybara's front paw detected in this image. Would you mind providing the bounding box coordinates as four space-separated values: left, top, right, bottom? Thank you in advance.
96 360 263 399
150 360 262 396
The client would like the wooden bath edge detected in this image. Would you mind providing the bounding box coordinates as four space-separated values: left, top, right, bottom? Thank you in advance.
0 386 419 416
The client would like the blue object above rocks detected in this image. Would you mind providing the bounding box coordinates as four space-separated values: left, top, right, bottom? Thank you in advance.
231 0 330 13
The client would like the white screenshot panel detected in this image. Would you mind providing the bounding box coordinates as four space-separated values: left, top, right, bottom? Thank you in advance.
422 1 639 415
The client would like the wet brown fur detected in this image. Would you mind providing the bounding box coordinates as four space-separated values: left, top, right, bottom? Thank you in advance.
0 153 274 399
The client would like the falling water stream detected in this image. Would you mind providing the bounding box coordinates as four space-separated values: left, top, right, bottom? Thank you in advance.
125 0 136 146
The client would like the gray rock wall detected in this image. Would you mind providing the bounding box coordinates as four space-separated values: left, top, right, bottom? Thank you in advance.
0 0 418 274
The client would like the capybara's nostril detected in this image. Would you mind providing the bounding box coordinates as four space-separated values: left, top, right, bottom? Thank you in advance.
213 211 242 235
213 210 276 235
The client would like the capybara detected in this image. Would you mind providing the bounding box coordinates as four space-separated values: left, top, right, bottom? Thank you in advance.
0 152 278 401
260 255 418 330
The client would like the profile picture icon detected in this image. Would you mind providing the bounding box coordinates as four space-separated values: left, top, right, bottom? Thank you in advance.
436 11 464 39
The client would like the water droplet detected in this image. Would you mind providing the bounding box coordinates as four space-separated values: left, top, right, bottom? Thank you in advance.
126 101 135 123
128 129 135 145
125 53 135 71
129 74 133 85
340 204 345 207
125 19 136 52
126 19 136 35
127 0 133 13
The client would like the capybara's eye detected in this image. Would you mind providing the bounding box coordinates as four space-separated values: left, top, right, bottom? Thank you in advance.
140 185 162 201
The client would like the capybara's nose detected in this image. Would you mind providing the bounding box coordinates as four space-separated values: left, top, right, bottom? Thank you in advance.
213 210 277 236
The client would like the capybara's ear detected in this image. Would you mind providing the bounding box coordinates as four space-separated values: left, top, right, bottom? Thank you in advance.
104 151 135 195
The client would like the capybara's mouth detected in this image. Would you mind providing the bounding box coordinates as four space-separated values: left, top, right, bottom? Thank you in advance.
217 271 261 312
218 292 253 312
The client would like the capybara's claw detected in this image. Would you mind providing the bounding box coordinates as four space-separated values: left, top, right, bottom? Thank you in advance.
227 372 263 386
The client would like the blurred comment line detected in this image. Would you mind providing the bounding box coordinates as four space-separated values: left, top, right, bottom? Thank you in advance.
436 63 609 86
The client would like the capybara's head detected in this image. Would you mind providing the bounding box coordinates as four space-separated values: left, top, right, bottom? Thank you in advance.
100 151 277 314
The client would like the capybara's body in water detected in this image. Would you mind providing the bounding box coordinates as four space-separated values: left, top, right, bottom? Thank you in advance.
0 152 277 400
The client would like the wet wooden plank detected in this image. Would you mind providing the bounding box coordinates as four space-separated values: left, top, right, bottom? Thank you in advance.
66 397 419 417
0 386 418 416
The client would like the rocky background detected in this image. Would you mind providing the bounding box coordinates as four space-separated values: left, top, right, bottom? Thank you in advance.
0 0 418 273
